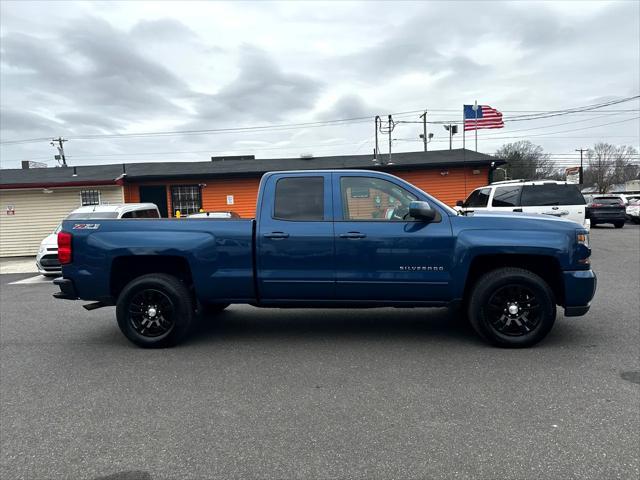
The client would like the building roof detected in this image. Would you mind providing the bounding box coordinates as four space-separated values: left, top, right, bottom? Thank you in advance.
1 149 501 188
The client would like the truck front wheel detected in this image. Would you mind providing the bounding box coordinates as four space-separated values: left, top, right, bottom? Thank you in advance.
468 268 556 348
116 273 194 348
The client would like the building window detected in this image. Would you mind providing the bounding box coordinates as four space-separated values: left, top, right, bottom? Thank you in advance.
80 190 101 206
171 185 202 216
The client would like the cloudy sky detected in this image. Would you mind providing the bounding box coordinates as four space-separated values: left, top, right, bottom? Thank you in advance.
1 0 638 170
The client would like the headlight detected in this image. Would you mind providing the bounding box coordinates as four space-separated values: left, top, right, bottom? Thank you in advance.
576 231 590 265
577 231 589 248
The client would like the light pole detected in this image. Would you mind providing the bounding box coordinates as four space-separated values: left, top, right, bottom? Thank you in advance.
575 148 587 185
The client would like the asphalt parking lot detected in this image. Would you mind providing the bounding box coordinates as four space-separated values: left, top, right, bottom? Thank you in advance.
1 225 639 480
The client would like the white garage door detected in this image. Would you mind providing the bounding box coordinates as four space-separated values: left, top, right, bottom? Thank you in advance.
0 186 123 257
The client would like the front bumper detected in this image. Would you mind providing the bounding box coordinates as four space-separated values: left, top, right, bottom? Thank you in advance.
53 277 78 300
36 252 61 276
562 269 597 317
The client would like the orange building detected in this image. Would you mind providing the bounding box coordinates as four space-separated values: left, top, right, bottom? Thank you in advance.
116 149 501 218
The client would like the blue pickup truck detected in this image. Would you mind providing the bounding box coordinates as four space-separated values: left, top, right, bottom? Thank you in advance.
54 170 596 348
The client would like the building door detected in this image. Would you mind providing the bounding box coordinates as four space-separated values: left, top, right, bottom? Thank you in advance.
139 186 168 217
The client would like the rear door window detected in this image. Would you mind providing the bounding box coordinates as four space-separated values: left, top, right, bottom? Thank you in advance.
465 188 491 208
274 177 325 221
521 184 586 206
491 185 522 207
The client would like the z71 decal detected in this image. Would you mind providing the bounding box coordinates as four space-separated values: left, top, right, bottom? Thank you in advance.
73 223 100 230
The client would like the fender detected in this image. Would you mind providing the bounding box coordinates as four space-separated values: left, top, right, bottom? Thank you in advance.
449 228 571 300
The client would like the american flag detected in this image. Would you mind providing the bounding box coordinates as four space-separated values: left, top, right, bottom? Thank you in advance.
463 104 504 131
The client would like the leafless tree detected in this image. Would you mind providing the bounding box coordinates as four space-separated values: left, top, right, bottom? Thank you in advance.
495 141 556 180
583 143 639 193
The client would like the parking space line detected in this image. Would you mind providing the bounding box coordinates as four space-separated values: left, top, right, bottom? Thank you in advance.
8 275 54 285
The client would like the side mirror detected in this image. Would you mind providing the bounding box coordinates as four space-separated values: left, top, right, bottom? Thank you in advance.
409 201 436 221
455 200 464 207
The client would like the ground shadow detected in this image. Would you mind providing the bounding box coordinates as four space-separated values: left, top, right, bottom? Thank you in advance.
187 306 481 346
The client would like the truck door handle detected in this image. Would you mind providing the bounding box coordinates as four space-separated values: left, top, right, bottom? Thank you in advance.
512 208 523 212
339 232 366 239
264 232 289 239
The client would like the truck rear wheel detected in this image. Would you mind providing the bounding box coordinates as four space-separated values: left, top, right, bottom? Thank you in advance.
468 268 556 348
116 273 194 348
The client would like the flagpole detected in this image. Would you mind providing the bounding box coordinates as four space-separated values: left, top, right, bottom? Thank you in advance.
462 105 465 150
474 100 478 152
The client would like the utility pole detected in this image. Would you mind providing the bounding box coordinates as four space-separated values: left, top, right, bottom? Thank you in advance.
374 116 381 163
419 110 428 152
388 114 393 165
575 148 587 184
50 137 68 167
444 124 458 150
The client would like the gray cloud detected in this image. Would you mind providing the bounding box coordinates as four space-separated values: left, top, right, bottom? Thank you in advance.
0 108 62 133
317 94 377 120
191 46 324 124
130 18 200 42
0 16 193 137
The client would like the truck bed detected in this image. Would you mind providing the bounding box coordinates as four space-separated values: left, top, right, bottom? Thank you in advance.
61 218 256 303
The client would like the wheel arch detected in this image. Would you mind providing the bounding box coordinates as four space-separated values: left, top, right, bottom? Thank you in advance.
463 254 564 306
110 255 193 300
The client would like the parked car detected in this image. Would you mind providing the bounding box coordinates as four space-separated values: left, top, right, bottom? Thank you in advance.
625 198 640 224
456 179 590 230
586 196 627 228
53 170 596 349
36 203 160 276
187 211 240 219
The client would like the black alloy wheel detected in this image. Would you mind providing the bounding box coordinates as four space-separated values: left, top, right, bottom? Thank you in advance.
484 285 541 336
468 267 556 348
128 289 175 338
116 273 194 348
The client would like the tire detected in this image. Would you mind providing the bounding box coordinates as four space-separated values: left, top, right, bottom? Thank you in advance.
614 222 624 229
468 267 556 348
116 273 194 348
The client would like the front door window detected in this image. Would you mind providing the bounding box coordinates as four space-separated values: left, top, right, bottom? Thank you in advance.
340 176 417 221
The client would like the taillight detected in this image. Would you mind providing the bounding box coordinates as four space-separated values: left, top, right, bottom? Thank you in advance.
58 232 72 265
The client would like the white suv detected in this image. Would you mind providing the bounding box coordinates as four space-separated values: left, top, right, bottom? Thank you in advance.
36 203 160 276
457 180 590 230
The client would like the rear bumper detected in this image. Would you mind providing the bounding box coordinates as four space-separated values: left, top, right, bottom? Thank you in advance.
562 269 597 317
53 277 78 300
588 212 626 223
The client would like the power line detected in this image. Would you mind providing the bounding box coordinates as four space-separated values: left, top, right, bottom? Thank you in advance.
2 96 638 146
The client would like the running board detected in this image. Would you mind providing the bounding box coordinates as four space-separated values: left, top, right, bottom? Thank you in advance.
83 301 108 311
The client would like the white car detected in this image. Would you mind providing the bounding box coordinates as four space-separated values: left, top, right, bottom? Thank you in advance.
36 203 160 276
626 198 640 224
187 211 240 219
457 179 590 230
